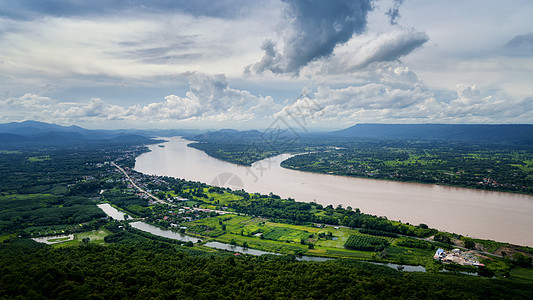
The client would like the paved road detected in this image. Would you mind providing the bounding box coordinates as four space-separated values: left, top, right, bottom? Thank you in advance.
111 162 166 205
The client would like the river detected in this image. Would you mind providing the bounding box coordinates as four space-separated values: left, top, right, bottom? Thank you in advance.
134 137 533 247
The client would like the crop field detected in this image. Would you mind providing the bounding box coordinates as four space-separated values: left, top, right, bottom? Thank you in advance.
184 214 405 259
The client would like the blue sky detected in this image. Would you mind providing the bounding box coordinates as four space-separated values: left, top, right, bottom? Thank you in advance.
0 0 532 130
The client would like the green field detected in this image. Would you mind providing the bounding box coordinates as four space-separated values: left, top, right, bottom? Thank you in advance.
184 215 418 261
27 155 51 162
41 230 112 247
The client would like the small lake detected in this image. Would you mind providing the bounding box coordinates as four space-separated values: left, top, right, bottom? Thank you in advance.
135 137 533 247
97 203 130 220
129 221 201 243
369 262 426 272
32 234 74 245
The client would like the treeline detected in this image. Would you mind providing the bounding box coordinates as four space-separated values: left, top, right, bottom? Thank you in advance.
397 239 435 250
226 196 436 238
359 228 399 238
1 238 532 299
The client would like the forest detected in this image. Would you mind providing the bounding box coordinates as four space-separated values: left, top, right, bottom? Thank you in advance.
3 236 533 299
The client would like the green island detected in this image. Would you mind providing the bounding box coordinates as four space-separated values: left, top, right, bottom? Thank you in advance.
188 135 533 195
1 137 533 299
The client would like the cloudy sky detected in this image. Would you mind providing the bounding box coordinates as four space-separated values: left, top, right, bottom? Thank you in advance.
0 0 532 130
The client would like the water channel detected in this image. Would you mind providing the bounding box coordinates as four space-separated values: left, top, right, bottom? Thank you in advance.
134 137 533 247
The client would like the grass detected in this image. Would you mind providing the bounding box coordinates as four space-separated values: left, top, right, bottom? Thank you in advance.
51 230 112 247
27 155 51 162
510 267 533 282
0 234 16 242
0 150 21 154
206 192 243 205
385 246 436 266
214 233 309 254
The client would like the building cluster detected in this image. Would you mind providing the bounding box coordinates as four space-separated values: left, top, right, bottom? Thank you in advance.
151 207 210 227
433 248 485 266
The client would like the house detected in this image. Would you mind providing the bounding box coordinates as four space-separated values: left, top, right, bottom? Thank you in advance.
433 248 445 259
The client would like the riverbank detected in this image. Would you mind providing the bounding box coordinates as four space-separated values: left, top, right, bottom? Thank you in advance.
135 137 533 247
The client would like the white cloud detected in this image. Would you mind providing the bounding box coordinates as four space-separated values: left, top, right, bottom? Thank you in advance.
3 73 281 126
275 68 533 127
1 1 532 128
2 93 57 109
332 28 428 72
0 7 276 83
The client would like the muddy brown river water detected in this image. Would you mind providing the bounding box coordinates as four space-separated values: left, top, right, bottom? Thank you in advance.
134 137 533 247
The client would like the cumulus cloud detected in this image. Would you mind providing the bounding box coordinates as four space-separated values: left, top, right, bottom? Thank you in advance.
1 93 57 109
274 68 532 126
247 0 373 75
5 73 281 124
441 84 532 121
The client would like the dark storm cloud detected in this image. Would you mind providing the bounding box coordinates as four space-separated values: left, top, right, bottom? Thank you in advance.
385 0 403 25
505 33 533 50
0 0 253 20
247 0 373 75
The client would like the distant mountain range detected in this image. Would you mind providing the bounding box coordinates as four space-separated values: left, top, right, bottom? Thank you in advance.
2 121 532 148
0 121 203 148
190 123 533 146
189 129 262 142
330 124 533 145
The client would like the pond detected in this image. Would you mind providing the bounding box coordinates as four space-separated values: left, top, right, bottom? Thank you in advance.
97 203 130 221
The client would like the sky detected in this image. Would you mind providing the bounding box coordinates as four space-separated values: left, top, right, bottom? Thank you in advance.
0 0 532 130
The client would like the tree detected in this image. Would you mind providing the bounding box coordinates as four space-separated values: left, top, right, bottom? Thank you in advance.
433 233 451 244
512 253 532 267
464 239 475 249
